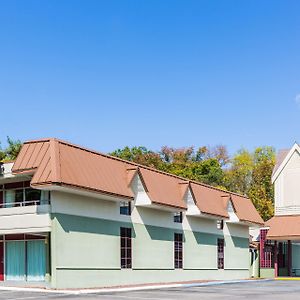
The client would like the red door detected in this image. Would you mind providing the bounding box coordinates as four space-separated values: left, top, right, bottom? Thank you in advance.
0 243 4 281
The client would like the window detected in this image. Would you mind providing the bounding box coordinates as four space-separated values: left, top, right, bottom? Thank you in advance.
2 182 50 208
217 238 224 269
120 227 132 269
120 201 131 215
217 220 224 230
174 233 183 269
174 212 183 223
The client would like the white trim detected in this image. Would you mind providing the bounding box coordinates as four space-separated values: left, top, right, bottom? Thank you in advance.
272 143 300 183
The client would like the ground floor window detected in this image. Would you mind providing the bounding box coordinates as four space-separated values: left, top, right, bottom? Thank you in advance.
217 238 224 269
120 227 132 269
174 233 183 269
1 234 47 281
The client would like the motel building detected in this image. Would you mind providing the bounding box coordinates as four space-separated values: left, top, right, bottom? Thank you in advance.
260 143 300 278
0 138 263 289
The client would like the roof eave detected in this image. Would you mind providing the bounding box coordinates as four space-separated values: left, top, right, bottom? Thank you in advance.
31 182 134 201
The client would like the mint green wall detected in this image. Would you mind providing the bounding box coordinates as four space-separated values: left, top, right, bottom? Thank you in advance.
184 231 219 269
133 223 175 269
55 269 249 289
260 268 275 278
51 213 250 288
225 235 249 269
292 244 300 276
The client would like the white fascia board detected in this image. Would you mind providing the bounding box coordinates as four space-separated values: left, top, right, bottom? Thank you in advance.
272 143 300 184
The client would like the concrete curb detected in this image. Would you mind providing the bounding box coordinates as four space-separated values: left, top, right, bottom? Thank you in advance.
0 279 273 295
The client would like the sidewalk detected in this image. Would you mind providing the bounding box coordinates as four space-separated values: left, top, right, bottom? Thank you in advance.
0 278 272 295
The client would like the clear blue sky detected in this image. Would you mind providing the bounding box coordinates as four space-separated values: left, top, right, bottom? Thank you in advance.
1 0 300 154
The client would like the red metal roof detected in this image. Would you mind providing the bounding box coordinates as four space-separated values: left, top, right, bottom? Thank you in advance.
230 194 264 225
190 183 229 218
266 215 300 240
139 168 187 209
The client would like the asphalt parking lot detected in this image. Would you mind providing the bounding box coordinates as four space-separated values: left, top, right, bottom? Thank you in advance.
0 280 299 299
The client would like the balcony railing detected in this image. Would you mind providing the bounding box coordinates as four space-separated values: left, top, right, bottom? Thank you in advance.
0 199 50 209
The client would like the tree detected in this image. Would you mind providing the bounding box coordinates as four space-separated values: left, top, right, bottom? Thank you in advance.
0 143 5 162
0 137 22 162
110 146 163 169
224 149 253 195
190 158 225 186
4 137 22 161
248 147 275 221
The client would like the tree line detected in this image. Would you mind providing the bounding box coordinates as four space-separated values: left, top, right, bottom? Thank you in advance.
0 138 275 221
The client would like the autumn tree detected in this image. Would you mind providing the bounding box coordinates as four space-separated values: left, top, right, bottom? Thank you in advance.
247 147 275 221
224 149 253 195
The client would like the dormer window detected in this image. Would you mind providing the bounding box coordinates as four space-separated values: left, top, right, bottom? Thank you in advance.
174 212 183 223
120 201 131 216
217 219 224 230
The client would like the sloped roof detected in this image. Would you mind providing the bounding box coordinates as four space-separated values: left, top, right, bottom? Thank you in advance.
190 183 229 218
266 215 300 240
272 143 300 183
230 194 264 225
272 149 289 177
12 138 263 222
139 168 187 209
12 140 50 173
13 139 134 199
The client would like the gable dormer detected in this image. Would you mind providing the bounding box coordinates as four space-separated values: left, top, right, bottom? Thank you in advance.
272 143 300 215
225 196 239 223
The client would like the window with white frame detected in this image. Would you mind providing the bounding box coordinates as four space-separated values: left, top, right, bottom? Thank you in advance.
1 181 50 208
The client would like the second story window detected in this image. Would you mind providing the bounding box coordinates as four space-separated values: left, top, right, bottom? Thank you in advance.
120 201 131 215
174 212 183 223
1 181 50 208
217 220 224 230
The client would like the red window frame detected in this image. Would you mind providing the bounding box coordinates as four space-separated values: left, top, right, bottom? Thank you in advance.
174 233 183 269
217 238 225 269
120 227 132 269
260 229 274 268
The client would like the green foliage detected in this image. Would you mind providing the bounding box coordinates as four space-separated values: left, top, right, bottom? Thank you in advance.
0 137 22 162
248 147 275 221
224 149 253 195
111 145 226 188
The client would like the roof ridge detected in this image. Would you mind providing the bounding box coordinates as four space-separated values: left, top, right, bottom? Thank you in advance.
49 138 61 183
23 137 249 199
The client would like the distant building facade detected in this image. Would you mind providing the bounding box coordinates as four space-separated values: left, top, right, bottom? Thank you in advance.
260 143 300 277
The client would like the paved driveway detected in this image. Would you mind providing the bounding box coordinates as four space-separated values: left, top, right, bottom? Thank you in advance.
0 280 299 299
